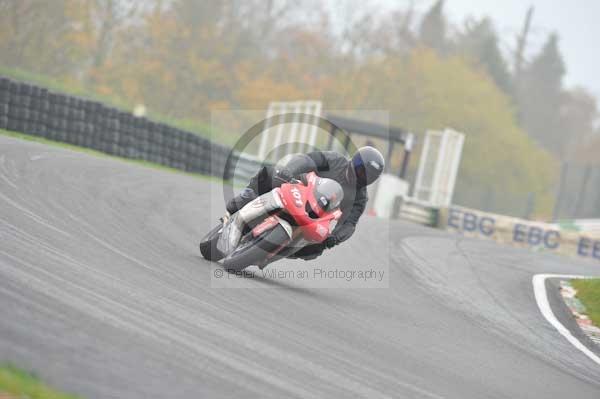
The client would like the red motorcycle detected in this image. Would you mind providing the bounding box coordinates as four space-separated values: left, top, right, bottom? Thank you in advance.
199 172 343 271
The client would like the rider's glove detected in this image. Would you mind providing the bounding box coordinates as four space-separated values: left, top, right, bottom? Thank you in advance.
324 235 337 249
324 224 356 249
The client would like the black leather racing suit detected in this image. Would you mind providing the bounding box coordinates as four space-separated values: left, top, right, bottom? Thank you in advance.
226 151 368 260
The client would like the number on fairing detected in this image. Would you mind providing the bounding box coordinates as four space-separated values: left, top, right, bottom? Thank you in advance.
290 187 303 207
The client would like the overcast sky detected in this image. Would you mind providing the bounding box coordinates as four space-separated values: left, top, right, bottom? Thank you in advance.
367 0 600 98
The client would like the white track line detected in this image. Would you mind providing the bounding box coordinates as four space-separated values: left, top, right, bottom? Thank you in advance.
532 273 600 366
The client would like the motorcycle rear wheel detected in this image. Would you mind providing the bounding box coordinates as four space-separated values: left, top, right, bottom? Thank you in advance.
222 224 290 272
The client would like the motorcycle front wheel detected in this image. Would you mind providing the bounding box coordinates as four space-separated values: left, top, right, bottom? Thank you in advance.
222 224 290 272
199 223 225 261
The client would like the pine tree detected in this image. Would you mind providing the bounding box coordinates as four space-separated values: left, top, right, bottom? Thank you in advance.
419 0 446 53
528 34 565 93
456 18 512 95
519 33 566 156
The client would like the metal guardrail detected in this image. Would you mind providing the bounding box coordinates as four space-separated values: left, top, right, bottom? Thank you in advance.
576 220 600 235
228 152 271 187
392 196 439 226
557 219 600 235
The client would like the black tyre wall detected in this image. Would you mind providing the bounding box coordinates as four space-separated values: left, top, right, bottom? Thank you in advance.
0 75 239 179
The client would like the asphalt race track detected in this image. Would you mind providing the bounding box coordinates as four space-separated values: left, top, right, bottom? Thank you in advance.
1 135 600 398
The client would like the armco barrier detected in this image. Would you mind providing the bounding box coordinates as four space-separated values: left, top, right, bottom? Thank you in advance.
438 206 600 263
0 76 262 181
392 196 439 226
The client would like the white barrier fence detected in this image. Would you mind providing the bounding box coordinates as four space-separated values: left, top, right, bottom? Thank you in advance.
438 206 600 263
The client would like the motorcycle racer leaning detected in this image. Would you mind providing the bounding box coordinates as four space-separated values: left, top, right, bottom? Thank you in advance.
225 146 385 260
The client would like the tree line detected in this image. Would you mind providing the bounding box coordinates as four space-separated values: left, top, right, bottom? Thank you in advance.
1 0 596 217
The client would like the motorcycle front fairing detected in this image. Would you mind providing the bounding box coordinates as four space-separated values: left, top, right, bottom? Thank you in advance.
277 173 342 243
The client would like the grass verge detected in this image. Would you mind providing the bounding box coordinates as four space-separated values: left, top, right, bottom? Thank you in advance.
0 128 228 184
0 364 81 399
572 278 600 326
0 66 130 111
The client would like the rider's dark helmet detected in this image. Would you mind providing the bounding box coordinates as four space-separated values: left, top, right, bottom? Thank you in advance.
350 146 385 186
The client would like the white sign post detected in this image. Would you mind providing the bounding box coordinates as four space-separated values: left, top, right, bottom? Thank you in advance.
413 128 465 207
